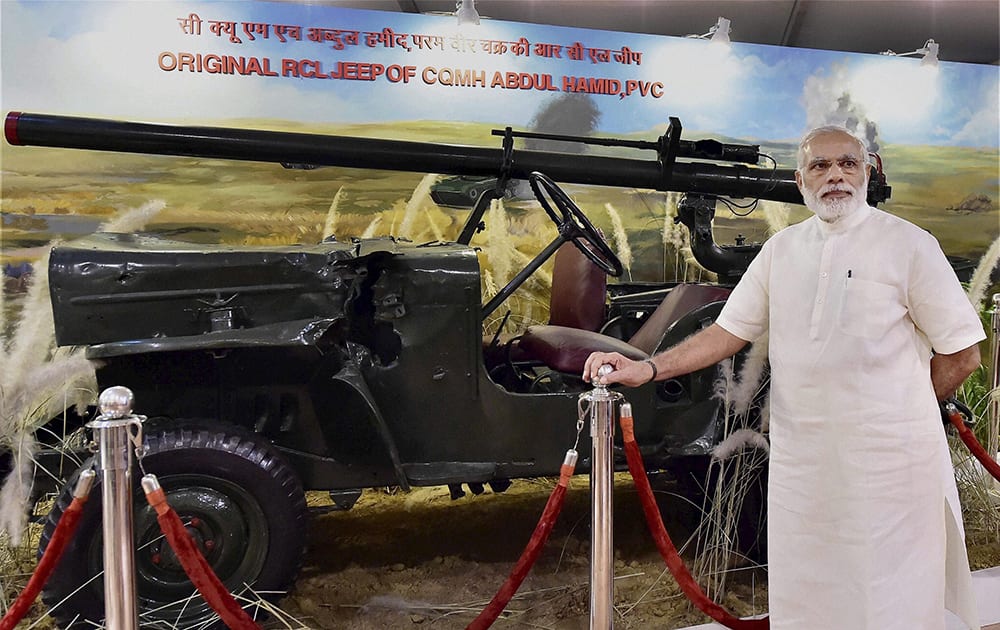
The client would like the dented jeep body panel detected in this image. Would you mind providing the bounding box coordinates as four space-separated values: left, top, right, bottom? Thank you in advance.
50 233 357 347
47 231 726 494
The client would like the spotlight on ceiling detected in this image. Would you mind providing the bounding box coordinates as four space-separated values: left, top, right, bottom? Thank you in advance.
920 39 939 66
455 0 481 26
880 38 940 67
686 17 731 46
709 17 731 45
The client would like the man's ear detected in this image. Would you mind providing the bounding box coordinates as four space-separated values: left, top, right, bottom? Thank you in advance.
794 169 803 190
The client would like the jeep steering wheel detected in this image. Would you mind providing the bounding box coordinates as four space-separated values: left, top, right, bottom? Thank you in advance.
528 172 623 277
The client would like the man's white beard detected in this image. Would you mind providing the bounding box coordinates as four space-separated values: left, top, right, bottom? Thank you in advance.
802 180 868 223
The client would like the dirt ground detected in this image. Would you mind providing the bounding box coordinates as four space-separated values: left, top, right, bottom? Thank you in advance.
276 475 770 630
276 470 1000 630
5 469 995 629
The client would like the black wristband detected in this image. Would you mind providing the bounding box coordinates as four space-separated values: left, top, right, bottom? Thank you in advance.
643 358 658 384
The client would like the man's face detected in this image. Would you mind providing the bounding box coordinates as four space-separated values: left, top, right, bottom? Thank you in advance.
795 131 869 223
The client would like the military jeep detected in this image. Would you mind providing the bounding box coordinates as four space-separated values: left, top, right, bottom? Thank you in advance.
5 112 890 627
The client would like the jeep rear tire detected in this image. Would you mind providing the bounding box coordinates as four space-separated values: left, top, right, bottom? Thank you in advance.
39 421 307 628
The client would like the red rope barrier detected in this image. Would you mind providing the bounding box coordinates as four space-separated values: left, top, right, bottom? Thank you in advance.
0 470 94 630
946 403 1000 482
466 451 577 630
619 411 769 630
142 475 261 630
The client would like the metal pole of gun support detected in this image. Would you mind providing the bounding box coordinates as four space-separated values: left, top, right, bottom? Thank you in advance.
88 386 144 630
583 365 622 629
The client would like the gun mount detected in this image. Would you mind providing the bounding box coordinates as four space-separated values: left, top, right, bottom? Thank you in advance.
4 111 890 279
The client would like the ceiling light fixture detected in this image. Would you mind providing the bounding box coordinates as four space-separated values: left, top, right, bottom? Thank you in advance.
686 17 731 46
455 0 481 27
710 17 731 45
880 38 940 67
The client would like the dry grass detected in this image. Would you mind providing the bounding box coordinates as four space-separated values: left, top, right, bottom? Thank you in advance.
604 202 633 280
321 187 345 242
690 342 771 599
0 204 166 622
0 244 97 546
954 251 1000 547
967 236 1000 314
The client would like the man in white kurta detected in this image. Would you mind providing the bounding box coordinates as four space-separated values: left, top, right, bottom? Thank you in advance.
584 126 985 629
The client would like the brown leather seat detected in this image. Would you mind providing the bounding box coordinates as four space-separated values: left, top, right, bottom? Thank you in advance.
518 283 733 374
548 241 607 331
626 283 732 355
483 242 607 371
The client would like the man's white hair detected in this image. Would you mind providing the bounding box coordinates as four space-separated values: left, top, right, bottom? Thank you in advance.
796 125 868 169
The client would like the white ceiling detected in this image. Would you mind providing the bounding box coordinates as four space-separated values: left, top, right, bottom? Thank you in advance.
320 0 1000 65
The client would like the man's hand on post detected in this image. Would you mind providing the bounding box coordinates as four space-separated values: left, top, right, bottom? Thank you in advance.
582 324 748 389
583 352 655 387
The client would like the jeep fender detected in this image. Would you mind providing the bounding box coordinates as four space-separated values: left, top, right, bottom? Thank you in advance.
328 361 410 491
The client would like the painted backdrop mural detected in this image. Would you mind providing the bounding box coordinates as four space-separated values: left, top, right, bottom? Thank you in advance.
2 1 998 306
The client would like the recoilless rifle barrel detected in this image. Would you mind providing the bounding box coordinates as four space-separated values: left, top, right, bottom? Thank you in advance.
5 111 806 204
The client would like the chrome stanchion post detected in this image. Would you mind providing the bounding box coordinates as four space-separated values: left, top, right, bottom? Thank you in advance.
88 386 144 630
581 364 622 629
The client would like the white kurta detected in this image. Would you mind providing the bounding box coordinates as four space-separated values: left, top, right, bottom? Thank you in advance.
715 205 986 630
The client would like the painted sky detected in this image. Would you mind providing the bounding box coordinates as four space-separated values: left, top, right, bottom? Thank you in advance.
2 0 997 148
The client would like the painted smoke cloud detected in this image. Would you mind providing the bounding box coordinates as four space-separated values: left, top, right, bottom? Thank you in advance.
801 62 881 153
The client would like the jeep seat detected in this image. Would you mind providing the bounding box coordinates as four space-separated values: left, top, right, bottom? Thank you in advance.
548 241 607 331
485 241 606 354
484 241 611 380
517 283 733 375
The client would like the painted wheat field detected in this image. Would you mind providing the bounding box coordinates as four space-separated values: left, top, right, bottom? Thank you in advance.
0 119 997 628
3 118 997 271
